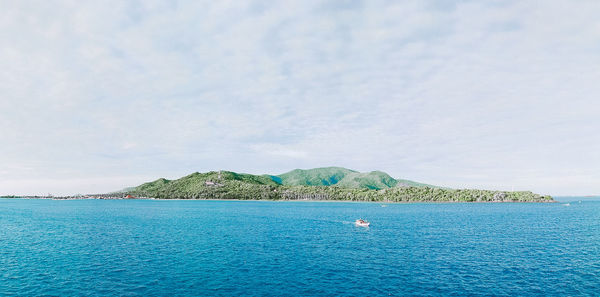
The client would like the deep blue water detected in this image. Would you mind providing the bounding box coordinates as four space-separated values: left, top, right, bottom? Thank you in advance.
1 199 599 296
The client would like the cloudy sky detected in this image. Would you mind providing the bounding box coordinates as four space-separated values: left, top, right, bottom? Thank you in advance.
1 0 599 196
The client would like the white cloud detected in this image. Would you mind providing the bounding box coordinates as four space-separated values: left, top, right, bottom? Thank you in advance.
250 143 308 159
1 0 599 195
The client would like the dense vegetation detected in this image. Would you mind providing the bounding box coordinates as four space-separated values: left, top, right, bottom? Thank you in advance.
127 169 554 202
271 167 436 189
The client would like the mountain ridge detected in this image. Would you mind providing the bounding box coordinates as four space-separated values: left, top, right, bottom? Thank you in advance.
123 167 554 203
273 167 439 190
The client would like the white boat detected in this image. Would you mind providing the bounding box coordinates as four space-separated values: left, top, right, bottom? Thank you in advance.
355 219 370 227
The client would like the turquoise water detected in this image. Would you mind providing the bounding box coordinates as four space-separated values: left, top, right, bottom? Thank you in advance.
1 199 599 296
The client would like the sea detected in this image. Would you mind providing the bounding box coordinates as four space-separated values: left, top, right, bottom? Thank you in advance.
1 198 599 296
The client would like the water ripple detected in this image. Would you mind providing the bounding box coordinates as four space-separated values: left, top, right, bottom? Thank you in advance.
0 199 599 296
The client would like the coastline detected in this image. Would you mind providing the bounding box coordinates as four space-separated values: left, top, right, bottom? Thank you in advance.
0 197 557 203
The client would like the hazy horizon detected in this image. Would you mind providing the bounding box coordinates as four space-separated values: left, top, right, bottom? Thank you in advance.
2 1 600 196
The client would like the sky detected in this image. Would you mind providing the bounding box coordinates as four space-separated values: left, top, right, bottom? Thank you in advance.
1 0 599 196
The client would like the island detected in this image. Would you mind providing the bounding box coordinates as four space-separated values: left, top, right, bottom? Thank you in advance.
114 167 553 203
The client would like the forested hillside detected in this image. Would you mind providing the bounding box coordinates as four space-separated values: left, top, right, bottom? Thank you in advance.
126 168 554 202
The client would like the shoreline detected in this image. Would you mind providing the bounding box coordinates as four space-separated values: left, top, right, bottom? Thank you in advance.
0 197 558 203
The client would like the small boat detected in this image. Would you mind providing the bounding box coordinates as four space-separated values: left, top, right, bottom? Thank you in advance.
355 219 370 227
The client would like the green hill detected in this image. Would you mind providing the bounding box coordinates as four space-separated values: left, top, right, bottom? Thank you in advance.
124 167 554 202
133 171 280 199
274 167 431 190
133 167 446 196
335 171 398 190
275 167 357 186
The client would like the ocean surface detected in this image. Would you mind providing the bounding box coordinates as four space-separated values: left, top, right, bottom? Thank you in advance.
1 199 599 296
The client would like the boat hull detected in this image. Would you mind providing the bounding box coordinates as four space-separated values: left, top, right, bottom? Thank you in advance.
355 221 370 227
